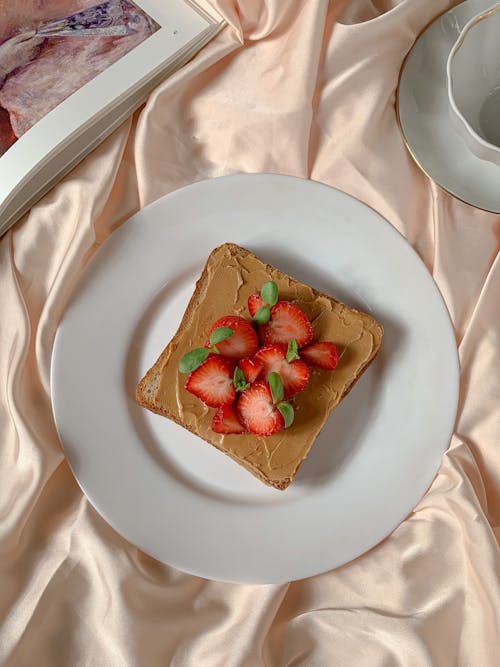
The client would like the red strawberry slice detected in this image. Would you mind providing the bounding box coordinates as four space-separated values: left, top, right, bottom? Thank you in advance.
212 404 248 434
255 344 310 397
247 292 264 318
237 382 285 436
300 342 339 370
208 315 259 360
185 356 236 407
259 301 313 348
238 357 263 384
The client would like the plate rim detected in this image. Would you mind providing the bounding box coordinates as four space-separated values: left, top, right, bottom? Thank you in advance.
50 173 460 583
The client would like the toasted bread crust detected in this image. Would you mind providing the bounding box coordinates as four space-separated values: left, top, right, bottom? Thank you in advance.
136 243 383 490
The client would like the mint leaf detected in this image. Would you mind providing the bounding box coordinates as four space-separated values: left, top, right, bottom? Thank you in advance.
210 326 234 346
286 338 300 362
253 305 271 325
234 366 250 392
269 372 284 404
179 348 210 373
277 402 294 428
261 281 278 306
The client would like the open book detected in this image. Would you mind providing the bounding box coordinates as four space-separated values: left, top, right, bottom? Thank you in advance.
0 0 224 236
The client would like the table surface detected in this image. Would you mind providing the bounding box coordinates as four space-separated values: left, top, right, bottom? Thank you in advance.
1 1 499 665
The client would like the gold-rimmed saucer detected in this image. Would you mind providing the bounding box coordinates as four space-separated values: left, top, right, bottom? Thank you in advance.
397 0 500 214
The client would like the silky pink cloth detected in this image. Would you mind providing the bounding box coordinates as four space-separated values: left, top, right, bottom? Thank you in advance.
1 1 499 665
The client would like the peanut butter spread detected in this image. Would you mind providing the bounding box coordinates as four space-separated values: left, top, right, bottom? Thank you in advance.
153 244 383 488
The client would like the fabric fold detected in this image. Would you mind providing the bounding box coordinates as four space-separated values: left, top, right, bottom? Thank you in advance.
1 1 499 665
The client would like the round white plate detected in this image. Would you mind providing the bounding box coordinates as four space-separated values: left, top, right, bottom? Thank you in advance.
397 0 500 213
51 174 458 584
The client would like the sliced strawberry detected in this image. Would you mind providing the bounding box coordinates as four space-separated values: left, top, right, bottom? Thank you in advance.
238 357 263 384
185 356 236 407
237 382 284 436
208 315 259 360
248 292 265 318
259 301 313 348
212 404 248 434
300 341 339 370
255 344 310 397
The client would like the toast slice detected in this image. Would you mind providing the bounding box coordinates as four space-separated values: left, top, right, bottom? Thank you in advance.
136 243 383 490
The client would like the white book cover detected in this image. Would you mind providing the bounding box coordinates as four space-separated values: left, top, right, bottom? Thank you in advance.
0 0 224 234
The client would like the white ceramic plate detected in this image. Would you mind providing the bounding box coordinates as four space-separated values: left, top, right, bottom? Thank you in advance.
397 0 500 213
51 174 458 584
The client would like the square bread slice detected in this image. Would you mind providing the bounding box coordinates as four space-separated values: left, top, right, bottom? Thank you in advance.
136 243 383 490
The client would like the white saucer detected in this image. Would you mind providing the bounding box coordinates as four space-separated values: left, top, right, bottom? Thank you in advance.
397 0 500 213
51 174 458 583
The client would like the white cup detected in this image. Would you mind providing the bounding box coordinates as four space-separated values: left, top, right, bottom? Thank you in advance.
446 3 500 166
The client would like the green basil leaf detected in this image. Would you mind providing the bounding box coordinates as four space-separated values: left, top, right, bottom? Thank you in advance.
252 305 271 325
277 402 294 428
233 366 250 392
179 347 210 373
210 326 234 346
286 338 300 362
261 280 278 306
269 371 284 404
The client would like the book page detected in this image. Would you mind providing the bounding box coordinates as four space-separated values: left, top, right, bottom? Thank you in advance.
0 0 214 222
0 1 161 160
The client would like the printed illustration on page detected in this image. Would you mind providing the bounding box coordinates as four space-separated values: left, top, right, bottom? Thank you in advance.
0 0 160 157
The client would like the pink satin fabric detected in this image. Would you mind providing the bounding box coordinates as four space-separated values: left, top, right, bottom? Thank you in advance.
1 1 499 665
